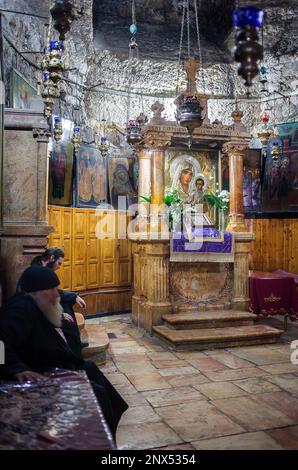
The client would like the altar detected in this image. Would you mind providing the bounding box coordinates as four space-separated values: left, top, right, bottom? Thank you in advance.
128 58 278 348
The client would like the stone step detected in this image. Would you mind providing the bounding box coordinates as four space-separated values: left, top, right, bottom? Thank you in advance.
82 324 110 365
163 310 258 329
153 324 283 351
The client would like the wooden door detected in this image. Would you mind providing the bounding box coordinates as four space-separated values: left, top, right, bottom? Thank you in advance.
72 209 87 291
99 211 117 287
86 211 100 289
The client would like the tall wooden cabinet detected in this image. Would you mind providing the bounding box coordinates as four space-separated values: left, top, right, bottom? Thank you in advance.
48 206 132 294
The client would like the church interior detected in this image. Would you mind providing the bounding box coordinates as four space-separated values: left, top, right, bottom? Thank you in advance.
0 0 298 453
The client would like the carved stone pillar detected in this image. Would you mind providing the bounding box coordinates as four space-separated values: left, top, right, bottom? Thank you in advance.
131 241 141 324
33 128 52 225
142 241 171 333
0 110 53 297
144 130 172 238
233 233 254 310
223 141 248 233
135 147 151 233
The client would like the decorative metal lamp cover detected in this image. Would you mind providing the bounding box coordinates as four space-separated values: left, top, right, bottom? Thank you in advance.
233 7 264 89
126 119 142 145
72 126 81 155
176 95 203 135
53 115 63 141
48 40 64 76
99 137 109 156
42 72 60 117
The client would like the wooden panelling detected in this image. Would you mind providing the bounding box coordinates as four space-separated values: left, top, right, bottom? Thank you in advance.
48 206 133 309
248 218 298 274
75 288 132 316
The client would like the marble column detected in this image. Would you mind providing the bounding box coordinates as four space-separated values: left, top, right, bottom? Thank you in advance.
142 241 171 333
223 141 248 233
135 147 151 234
0 109 53 297
143 131 172 238
233 233 254 310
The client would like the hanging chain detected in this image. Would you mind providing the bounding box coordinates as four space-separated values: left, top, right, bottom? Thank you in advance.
132 0 136 24
187 0 191 58
194 0 205 93
176 0 186 95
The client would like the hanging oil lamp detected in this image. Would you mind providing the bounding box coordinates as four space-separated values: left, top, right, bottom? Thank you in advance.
233 7 264 93
176 95 204 136
270 142 280 161
260 112 270 124
126 119 142 145
48 40 64 79
53 115 63 141
50 0 83 41
259 65 268 94
72 126 81 155
41 72 60 118
99 137 109 157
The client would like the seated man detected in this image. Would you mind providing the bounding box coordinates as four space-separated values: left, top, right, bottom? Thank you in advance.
0 266 128 439
18 247 87 356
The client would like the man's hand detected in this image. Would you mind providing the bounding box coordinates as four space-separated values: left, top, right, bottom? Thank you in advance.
75 296 86 308
63 312 74 323
15 371 44 383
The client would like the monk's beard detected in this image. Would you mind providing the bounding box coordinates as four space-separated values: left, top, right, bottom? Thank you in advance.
30 294 63 327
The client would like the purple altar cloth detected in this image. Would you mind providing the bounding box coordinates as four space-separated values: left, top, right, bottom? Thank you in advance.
172 226 233 253
0 370 115 450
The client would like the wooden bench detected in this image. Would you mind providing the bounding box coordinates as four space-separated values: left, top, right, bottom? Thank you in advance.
74 313 110 365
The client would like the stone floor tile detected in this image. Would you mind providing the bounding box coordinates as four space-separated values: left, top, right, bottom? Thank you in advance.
187 357 228 372
158 365 198 377
212 396 295 431
267 425 298 450
203 367 266 382
195 381 248 400
259 363 298 375
266 374 298 397
104 372 132 386
141 386 205 407
230 346 290 365
121 393 149 408
116 422 182 450
155 401 244 441
151 359 188 369
174 351 208 360
152 443 196 450
251 391 298 423
166 373 210 388
192 431 284 450
119 405 161 425
233 377 282 394
127 371 172 391
114 382 138 395
116 361 156 374
210 351 254 369
147 352 178 361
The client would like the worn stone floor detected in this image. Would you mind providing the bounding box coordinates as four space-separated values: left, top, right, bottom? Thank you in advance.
86 315 298 450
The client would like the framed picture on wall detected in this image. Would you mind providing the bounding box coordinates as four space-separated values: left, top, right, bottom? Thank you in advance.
108 157 138 210
76 144 108 208
48 118 74 206
10 69 37 110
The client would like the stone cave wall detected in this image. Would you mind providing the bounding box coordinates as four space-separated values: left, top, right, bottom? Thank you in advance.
1 0 297 135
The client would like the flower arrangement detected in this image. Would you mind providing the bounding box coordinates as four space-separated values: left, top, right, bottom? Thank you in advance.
139 188 183 230
203 190 230 211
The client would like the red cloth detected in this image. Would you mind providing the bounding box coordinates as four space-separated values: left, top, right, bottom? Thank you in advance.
274 269 298 286
250 276 298 321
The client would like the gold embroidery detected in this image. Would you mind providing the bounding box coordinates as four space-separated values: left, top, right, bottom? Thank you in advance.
264 292 282 302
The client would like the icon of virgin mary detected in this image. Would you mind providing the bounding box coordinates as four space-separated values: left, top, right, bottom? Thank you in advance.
170 155 201 204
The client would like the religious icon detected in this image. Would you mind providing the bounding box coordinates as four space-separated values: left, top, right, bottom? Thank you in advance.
76 144 107 208
10 69 37 109
108 157 137 210
169 155 201 204
48 118 74 206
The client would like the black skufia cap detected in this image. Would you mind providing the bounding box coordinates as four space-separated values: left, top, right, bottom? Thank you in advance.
19 266 60 293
